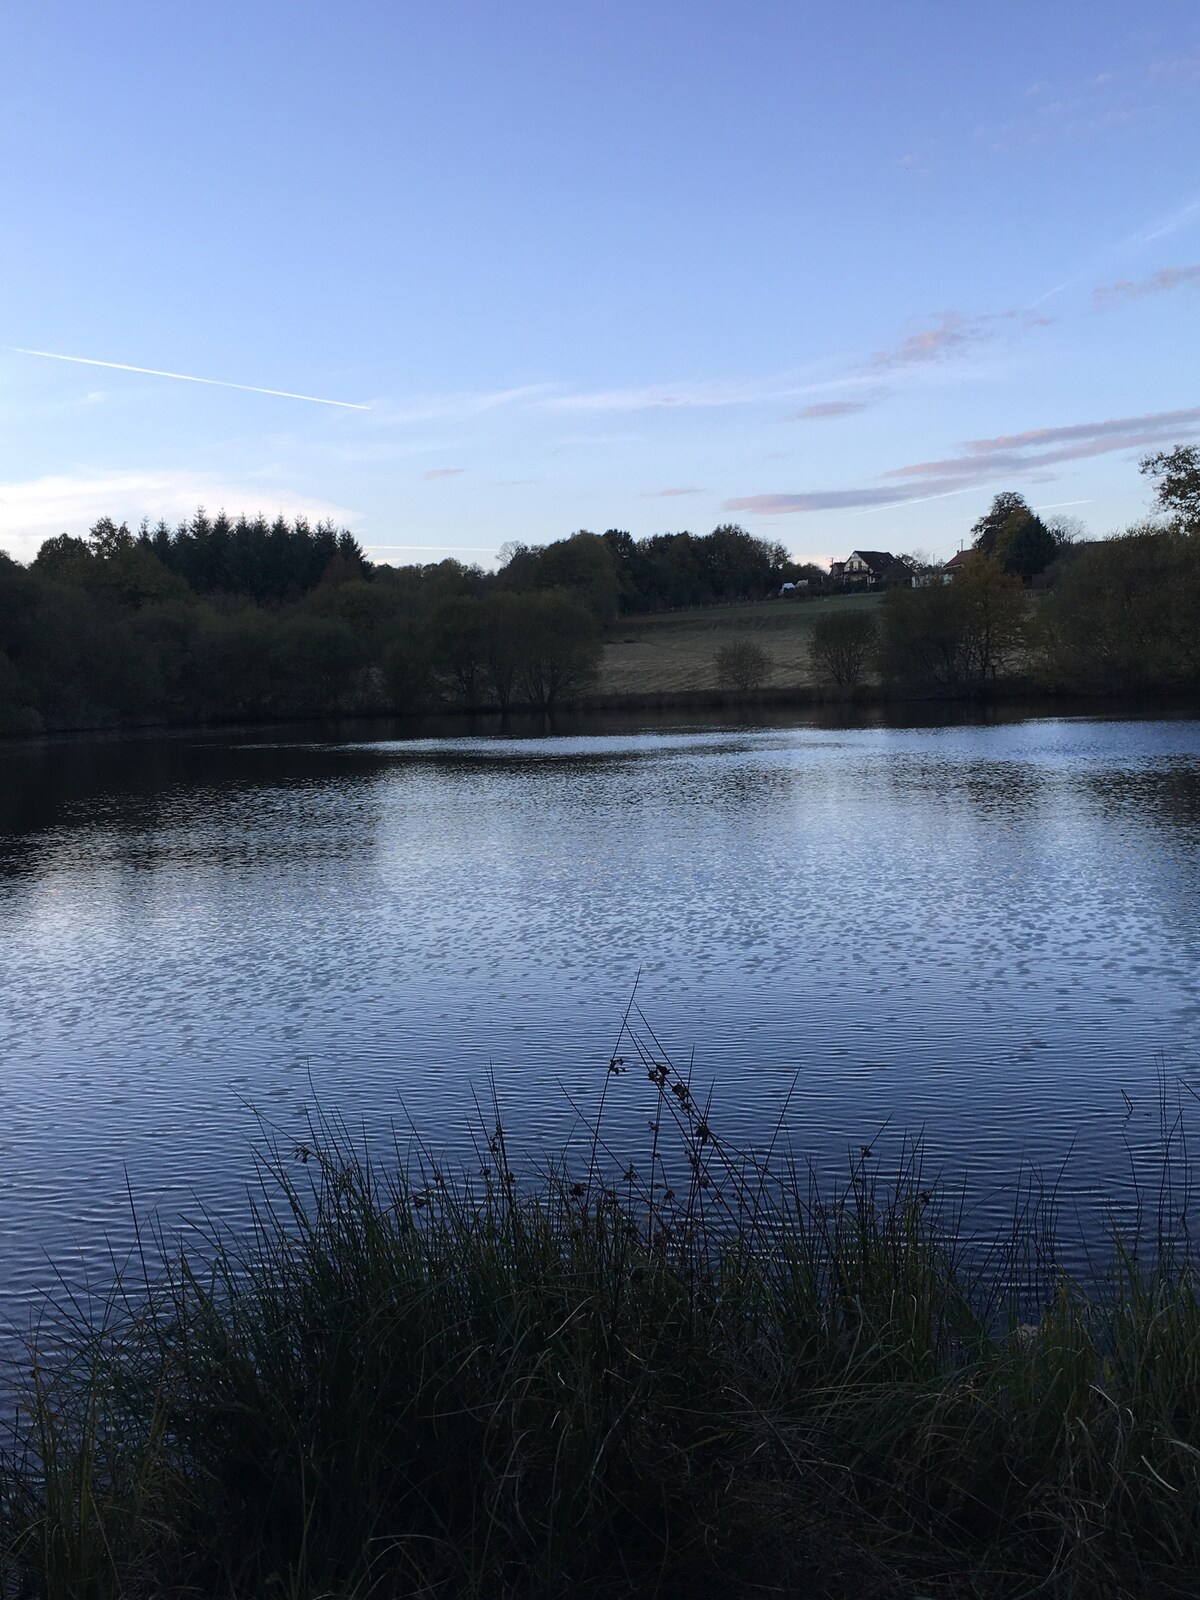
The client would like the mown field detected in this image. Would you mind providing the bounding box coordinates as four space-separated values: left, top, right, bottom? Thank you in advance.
597 591 885 694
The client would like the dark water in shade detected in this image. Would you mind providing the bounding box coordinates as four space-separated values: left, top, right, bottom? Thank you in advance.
1 707 1199 1323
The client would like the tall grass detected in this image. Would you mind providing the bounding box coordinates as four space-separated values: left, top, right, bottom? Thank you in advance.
4 1009 1200 1597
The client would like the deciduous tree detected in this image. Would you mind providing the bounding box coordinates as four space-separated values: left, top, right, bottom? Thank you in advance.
881 555 1026 687
808 608 878 686
516 590 601 711
1141 444 1200 533
714 638 771 691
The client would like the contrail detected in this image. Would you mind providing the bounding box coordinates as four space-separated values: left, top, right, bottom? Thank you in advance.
9 347 371 410
837 485 980 518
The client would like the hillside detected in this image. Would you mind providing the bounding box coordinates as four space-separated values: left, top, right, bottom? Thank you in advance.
597 591 885 695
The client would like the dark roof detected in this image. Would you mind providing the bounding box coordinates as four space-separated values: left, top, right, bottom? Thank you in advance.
942 549 973 571
849 550 900 566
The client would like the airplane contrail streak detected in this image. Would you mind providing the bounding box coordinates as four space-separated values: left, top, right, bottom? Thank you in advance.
9 347 371 410
836 485 980 518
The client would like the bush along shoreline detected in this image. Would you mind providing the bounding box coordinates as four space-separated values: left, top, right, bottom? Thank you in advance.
6 1015 1200 1597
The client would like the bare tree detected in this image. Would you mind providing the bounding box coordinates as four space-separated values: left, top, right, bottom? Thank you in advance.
715 639 771 691
808 609 878 686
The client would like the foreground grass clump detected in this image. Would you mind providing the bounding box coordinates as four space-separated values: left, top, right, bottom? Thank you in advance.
5 1035 1200 1597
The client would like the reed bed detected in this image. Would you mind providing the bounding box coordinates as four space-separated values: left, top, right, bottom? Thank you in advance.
4 1007 1200 1598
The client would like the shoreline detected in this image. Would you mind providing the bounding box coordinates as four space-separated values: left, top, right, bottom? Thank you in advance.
6 1102 1200 1598
5 680 1200 745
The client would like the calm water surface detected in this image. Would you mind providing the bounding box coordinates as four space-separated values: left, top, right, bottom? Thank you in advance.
2 710 1199 1320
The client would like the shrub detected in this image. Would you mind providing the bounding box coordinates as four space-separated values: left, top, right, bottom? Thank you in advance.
714 638 770 691
808 607 878 686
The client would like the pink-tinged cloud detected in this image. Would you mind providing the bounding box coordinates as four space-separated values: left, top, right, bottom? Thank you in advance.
421 467 465 480
641 486 701 497
885 435 1185 482
961 406 1200 455
1093 263 1200 310
724 405 1200 515
726 488 941 514
887 406 1200 480
789 399 874 420
870 308 1052 370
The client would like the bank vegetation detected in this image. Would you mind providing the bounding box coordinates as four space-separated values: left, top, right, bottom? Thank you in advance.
5 1025 1200 1598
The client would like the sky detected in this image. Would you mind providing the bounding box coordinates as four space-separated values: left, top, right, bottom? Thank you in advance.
1 0 1198 569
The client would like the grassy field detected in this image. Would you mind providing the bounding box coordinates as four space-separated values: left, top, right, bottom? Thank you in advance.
597 591 885 695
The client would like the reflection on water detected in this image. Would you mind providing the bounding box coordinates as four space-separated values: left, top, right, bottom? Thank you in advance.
1 709 1199 1320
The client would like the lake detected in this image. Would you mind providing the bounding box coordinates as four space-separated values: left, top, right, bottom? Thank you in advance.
2 707 1199 1323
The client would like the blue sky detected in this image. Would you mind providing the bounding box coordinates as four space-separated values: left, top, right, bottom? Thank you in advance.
2 0 1198 568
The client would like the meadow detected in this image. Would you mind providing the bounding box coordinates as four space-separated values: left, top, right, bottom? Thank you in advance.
597 592 884 697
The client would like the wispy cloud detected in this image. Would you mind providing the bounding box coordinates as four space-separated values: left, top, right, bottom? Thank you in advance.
975 56 1182 157
421 467 465 480
1034 196 1200 307
886 405 1200 482
789 399 875 420
288 304 1049 443
1133 196 1200 246
869 309 1052 371
641 486 701 498
369 385 556 426
0 470 357 561
723 406 1200 516
1148 47 1200 86
9 347 371 410
961 409 1200 455
1093 262 1200 309
729 490 912 515
726 486 977 516
543 377 800 413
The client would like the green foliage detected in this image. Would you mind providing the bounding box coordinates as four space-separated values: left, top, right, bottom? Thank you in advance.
1141 444 1200 533
808 606 878 686
31 532 94 582
513 523 790 613
516 588 602 711
997 511 1060 578
523 530 621 622
382 628 434 714
0 647 41 734
479 590 529 714
272 615 364 714
972 492 1060 577
714 637 771 691
1036 526 1200 690
6 457 1200 734
881 555 1028 688
428 594 489 707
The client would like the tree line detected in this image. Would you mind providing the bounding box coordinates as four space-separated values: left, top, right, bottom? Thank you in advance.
802 446 1200 696
0 516 611 733
0 517 807 733
1 445 1197 732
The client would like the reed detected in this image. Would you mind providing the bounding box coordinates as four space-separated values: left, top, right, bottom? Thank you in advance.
4 1014 1200 1598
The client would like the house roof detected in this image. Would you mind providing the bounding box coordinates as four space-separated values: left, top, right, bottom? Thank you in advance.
942 548 974 571
848 549 903 571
